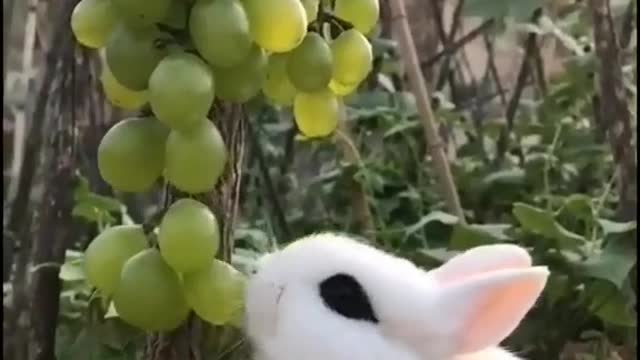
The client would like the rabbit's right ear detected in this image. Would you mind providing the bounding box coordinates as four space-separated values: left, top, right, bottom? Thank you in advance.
430 244 533 283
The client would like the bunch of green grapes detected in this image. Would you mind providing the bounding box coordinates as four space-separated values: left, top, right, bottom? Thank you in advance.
71 0 379 331
84 198 246 331
72 0 379 143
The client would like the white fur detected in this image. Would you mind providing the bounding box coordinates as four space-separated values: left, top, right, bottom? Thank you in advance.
245 233 548 360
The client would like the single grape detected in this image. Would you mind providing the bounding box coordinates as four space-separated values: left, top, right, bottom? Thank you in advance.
164 120 227 194
242 0 307 53
71 0 118 49
105 24 168 91
301 0 319 24
335 0 379 35
328 78 358 97
112 0 171 26
190 0 252 68
100 63 148 110
158 198 220 274
213 44 267 103
293 90 340 138
84 225 148 295
113 249 189 332
149 52 214 132
262 53 297 106
182 259 247 326
98 117 169 192
287 32 333 92
159 0 188 30
331 29 373 87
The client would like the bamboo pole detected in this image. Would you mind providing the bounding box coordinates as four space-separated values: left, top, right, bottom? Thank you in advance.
387 0 466 223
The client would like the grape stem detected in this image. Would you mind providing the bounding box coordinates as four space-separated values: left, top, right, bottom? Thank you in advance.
324 13 354 31
308 5 354 35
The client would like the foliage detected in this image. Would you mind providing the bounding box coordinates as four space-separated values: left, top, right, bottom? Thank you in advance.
4 0 636 359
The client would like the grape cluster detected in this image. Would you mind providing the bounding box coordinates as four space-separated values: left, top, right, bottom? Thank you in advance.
71 0 379 332
84 199 246 331
72 0 379 141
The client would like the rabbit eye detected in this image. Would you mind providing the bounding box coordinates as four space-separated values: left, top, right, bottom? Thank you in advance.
318 273 379 323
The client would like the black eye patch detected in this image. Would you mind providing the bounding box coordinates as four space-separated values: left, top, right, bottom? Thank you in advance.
318 273 379 323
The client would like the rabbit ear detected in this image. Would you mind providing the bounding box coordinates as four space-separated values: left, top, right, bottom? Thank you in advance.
432 266 549 354
430 244 534 283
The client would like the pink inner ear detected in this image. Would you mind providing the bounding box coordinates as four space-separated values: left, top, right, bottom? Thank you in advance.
456 269 549 353
433 245 533 284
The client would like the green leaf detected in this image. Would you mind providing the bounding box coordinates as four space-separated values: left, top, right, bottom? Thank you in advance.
513 203 585 247
561 194 594 221
587 281 637 327
383 119 420 138
82 193 123 213
71 202 103 223
507 0 543 21
463 0 510 19
463 0 542 21
576 238 637 289
73 175 91 202
450 223 512 250
481 168 526 189
60 258 86 282
412 248 460 269
404 211 459 237
597 218 637 236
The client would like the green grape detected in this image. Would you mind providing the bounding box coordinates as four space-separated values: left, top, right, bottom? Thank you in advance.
113 249 189 332
293 90 340 138
287 32 333 92
334 0 379 35
98 117 169 192
112 0 170 26
262 53 297 106
70 0 118 49
190 0 252 68
182 259 247 326
149 52 214 132
330 29 373 87
242 0 307 53
84 225 148 295
213 44 267 103
158 198 220 274
100 62 148 110
105 24 168 91
329 78 358 97
164 120 227 194
159 0 188 30
301 0 319 24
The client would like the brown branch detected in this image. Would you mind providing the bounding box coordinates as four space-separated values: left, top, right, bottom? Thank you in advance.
388 0 466 223
589 0 637 221
495 10 542 163
421 19 495 69
3 2 75 359
532 38 548 97
483 33 507 106
619 0 636 49
335 105 377 239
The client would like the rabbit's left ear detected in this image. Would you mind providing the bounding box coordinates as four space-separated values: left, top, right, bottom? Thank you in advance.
428 245 548 354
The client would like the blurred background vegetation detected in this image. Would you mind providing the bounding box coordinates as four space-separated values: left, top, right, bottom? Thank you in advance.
3 0 637 359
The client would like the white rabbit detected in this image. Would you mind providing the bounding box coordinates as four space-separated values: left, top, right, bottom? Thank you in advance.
244 233 549 360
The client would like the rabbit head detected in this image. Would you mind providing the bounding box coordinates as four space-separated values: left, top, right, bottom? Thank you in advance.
244 233 549 360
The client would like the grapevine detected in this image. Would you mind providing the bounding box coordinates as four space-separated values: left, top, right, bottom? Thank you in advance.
71 0 379 332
